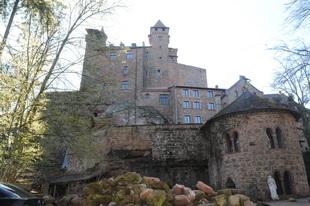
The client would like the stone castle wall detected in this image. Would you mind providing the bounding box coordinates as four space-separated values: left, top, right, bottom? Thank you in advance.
205 110 310 200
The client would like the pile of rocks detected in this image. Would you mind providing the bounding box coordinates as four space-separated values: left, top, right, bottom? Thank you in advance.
49 172 257 206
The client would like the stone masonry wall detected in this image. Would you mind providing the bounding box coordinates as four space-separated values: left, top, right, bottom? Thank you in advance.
66 124 208 188
205 111 310 200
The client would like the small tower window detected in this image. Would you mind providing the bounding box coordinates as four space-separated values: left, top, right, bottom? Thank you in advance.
234 91 238 97
226 133 233 153
158 36 163 40
146 52 149 58
170 57 174 63
233 132 240 152
276 128 283 148
159 57 162 63
157 70 161 77
266 128 275 148
145 94 150 99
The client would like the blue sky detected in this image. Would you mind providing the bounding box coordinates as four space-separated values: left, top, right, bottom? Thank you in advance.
98 0 307 94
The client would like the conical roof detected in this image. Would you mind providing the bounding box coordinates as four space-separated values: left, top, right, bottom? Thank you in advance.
153 20 167 28
205 92 300 125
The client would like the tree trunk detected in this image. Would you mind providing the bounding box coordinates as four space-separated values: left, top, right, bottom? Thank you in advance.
0 0 20 59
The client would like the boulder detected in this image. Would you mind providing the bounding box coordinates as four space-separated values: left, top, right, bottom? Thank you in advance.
174 195 191 205
143 176 161 185
244 200 256 206
140 188 153 200
213 194 227 206
196 181 214 195
184 187 196 201
172 184 185 196
146 189 167 206
228 195 240 206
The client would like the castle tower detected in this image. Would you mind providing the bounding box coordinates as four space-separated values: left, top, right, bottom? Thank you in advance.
148 20 170 48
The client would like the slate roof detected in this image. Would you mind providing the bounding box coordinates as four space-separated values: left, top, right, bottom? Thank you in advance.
204 92 300 126
153 20 167 28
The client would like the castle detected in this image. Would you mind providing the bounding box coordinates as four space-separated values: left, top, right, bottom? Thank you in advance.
47 21 309 200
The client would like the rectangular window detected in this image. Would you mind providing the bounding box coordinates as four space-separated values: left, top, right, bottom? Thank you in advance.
159 94 168 105
193 90 199 97
170 57 174 63
195 116 202 123
208 91 214 98
157 70 161 77
183 101 190 108
183 89 189 96
123 66 128 74
122 81 128 90
110 52 116 60
146 52 149 57
126 51 133 59
208 103 215 110
194 102 200 109
145 94 150 99
159 57 162 63
184 115 191 124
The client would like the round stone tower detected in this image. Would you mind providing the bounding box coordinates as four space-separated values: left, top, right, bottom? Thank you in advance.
203 92 310 200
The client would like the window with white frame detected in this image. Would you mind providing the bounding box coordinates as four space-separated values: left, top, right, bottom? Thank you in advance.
195 116 202 123
193 90 199 97
183 89 189 96
194 102 200 109
183 101 190 108
159 94 168 105
208 103 215 110
110 52 116 60
122 81 128 89
126 51 133 59
208 91 214 98
184 115 191 123
123 66 128 74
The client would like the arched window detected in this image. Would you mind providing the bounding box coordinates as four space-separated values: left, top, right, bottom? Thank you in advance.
274 171 283 195
233 132 240 152
284 171 293 195
226 133 233 153
266 128 275 148
226 178 236 188
276 128 283 148
234 91 238 97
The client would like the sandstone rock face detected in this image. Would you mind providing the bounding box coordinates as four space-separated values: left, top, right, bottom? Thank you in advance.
96 103 168 126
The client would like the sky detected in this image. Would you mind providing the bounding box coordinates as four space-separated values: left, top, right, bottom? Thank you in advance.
96 0 307 94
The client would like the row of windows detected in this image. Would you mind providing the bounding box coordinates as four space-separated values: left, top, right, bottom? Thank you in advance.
110 51 174 63
184 115 202 124
224 127 284 153
183 89 214 98
183 101 215 110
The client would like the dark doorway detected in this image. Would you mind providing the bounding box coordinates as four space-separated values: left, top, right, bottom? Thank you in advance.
284 171 292 195
274 171 283 195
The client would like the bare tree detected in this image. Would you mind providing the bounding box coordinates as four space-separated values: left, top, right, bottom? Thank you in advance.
0 0 123 182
